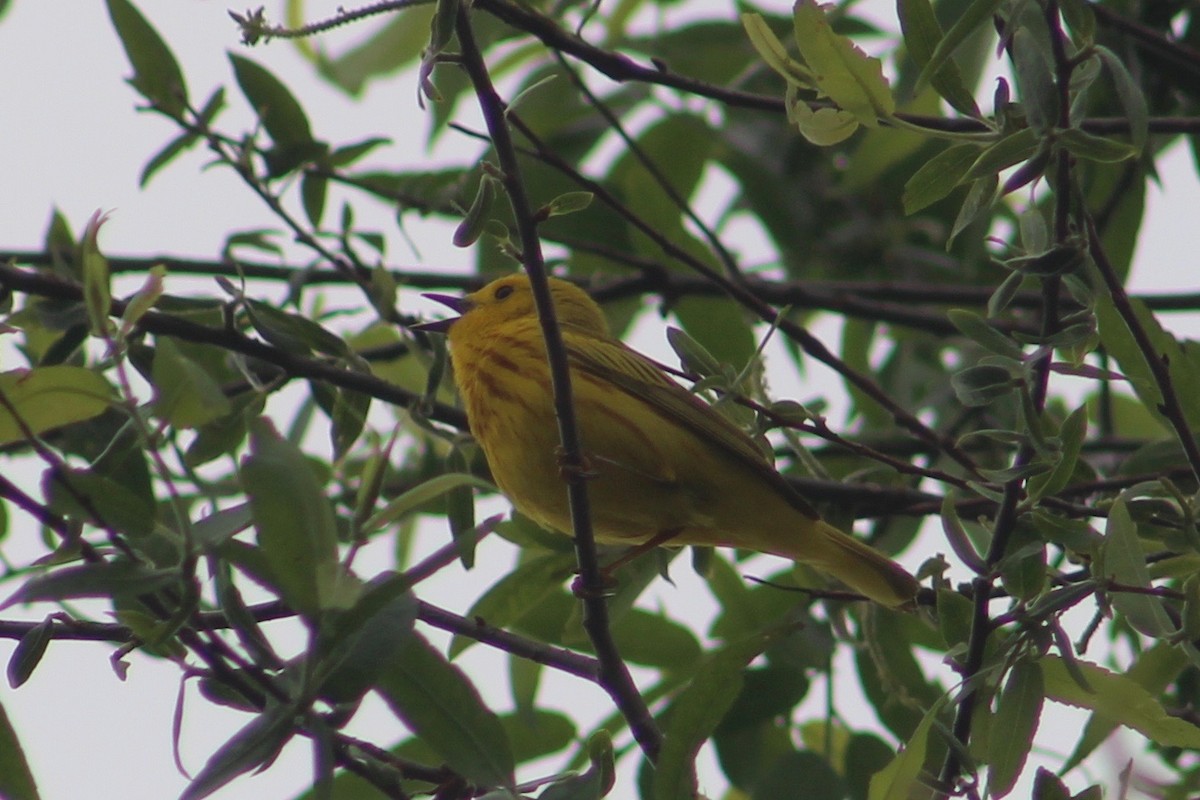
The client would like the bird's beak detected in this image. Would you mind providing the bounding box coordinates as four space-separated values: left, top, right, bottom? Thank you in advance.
411 293 471 333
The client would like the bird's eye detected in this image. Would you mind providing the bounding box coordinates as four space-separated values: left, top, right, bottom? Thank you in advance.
494 284 515 300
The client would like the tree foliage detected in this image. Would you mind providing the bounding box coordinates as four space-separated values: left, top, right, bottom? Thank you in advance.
3 0 1200 797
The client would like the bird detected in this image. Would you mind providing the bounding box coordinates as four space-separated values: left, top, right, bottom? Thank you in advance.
418 273 919 608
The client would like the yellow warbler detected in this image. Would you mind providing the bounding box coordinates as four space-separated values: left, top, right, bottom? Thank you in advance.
422 274 919 608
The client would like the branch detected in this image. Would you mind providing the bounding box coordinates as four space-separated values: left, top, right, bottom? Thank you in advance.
454 6 662 761
472 0 1200 136
1085 214 1200 484
0 263 467 430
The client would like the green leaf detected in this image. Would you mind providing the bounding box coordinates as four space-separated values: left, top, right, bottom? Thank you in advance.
300 172 327 228
1061 643 1187 773
3 561 178 608
152 337 231 428
241 418 344 616
868 696 947 800
1099 496 1175 637
105 0 187 116
792 0 895 125
545 191 595 218
1041 655 1200 748
453 173 498 248
449 553 576 658
948 309 1025 359
962 129 1040 183
140 88 224 187
0 698 40 800
913 0 1003 96
949 173 998 246
752 751 844 800
377 630 515 788
896 0 980 115
902 143 980 213
1027 405 1087 500
229 54 314 147
1094 46 1147 153
119 265 166 338
193 503 255 550
0 366 113 446
665 326 723 379
672 296 756 376
445 446 478 568
740 13 815 86
364 472 495 533
242 303 343 360
654 633 771 800
181 706 296 800
1032 767 1071 800
611 113 712 249
610 609 703 670
80 212 111 337
316 581 419 704
502 710 577 765
330 388 370 460
786 90 860 145
43 466 155 539
1011 28 1058 133
428 0 459 55
538 730 613 800
988 660 1044 798
1057 128 1138 163
7 618 53 690
951 363 1018 406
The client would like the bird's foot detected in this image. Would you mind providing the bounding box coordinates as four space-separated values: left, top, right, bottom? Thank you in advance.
555 448 599 481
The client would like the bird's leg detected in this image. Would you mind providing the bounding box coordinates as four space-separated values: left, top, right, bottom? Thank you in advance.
555 446 599 481
602 528 682 576
571 528 683 598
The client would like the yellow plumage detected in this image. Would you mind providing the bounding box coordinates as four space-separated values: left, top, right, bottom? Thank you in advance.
424 274 919 608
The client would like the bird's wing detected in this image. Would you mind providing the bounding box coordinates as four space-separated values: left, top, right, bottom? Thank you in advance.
563 326 820 520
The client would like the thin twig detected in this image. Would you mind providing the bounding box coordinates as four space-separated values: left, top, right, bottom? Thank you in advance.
453 5 662 761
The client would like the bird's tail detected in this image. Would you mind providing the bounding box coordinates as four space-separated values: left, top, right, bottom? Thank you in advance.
791 521 920 609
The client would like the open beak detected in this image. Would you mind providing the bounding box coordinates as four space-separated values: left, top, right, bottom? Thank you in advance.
411 293 471 333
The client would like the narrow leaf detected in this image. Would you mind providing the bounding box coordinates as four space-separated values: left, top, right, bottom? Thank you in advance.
180 707 295 800
241 419 342 616
655 633 771 800
0 698 40 800
377 630 515 788
229 54 314 146
3 561 177 608
740 13 815 86
902 143 981 213
364 472 495 533
914 0 1003 96
1100 496 1175 637
1095 46 1148 153
1041 655 1200 749
106 0 187 115
988 661 1044 797
896 0 980 115
868 696 947 800
1057 128 1138 163
7 619 53 689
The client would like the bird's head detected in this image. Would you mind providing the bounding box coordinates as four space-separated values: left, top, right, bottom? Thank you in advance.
417 274 609 338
